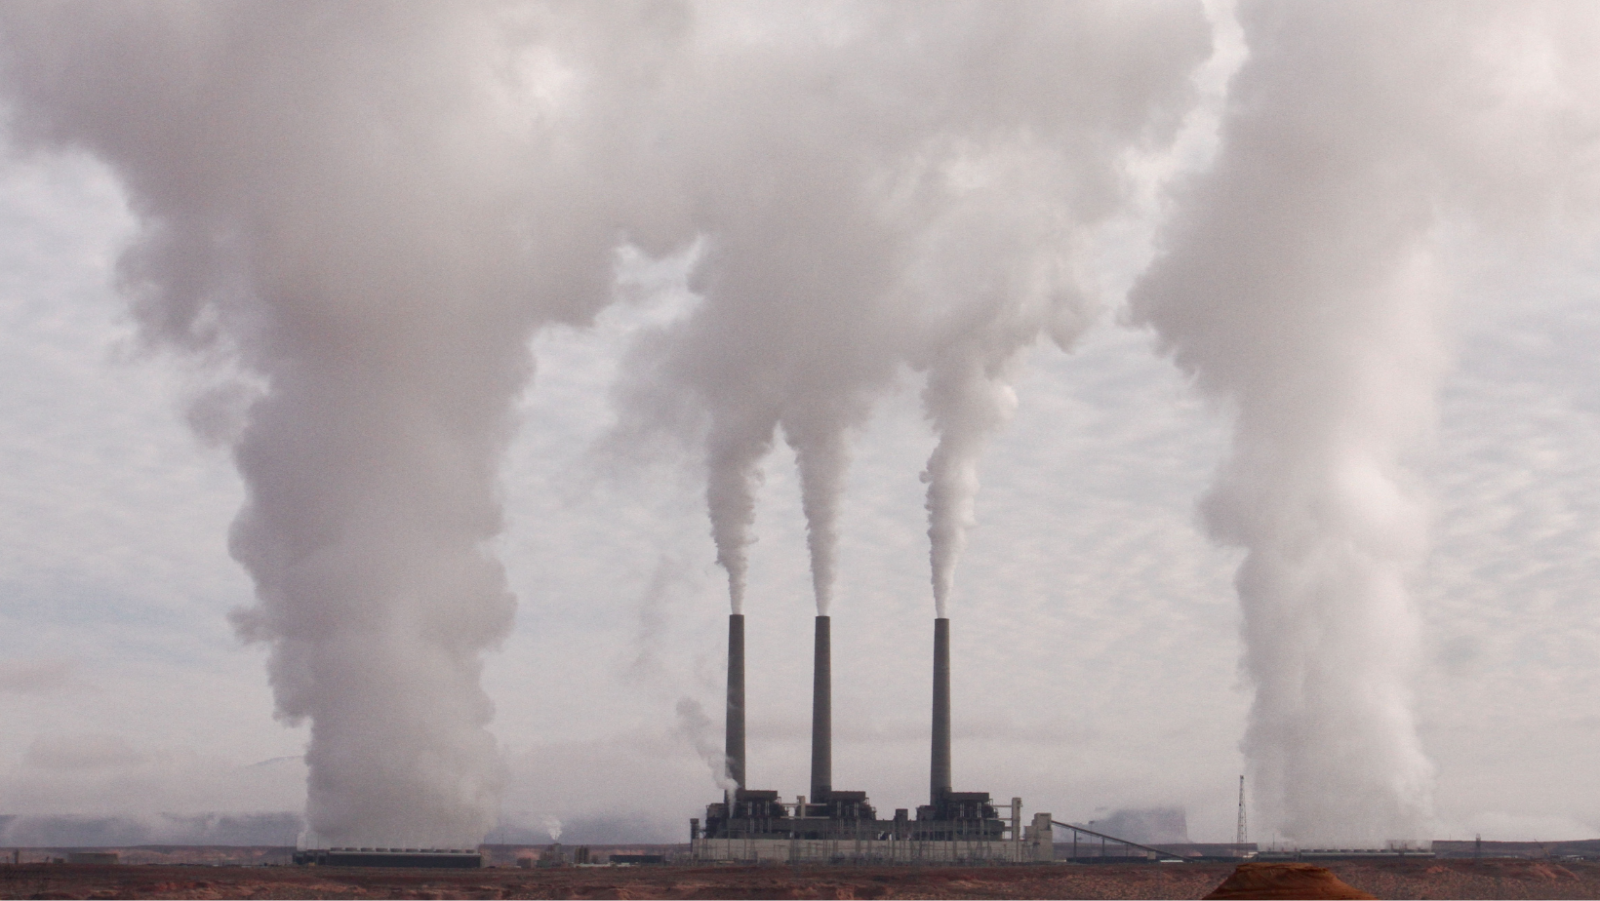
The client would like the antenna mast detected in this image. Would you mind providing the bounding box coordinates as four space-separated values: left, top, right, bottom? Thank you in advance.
1236 774 1248 847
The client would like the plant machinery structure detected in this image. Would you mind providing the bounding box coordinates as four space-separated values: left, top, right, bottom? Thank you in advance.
292 848 483 868
691 614 1055 863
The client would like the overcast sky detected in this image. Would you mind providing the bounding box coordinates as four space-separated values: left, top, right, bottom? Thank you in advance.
3 2 1600 848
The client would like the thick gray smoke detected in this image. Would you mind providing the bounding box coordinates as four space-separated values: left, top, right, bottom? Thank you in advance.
615 3 1210 619
0 2 684 846
1130 1 1600 845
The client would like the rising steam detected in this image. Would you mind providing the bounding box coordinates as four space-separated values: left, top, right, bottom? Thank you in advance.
14 0 1580 852
674 697 732 792
0 2 681 846
614 3 1210 621
906 155 1106 617
1130 1 1600 845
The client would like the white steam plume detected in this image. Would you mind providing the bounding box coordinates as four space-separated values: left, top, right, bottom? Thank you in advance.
1129 1 1600 845
705 427 773 615
613 4 917 616
615 3 1211 619
907 156 1105 618
0 2 684 847
674 697 733 792
790 425 850 615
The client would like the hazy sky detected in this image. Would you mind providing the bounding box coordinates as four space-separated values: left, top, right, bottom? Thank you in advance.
2 1 1600 847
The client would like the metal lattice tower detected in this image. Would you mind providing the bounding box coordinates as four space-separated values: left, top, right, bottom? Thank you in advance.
1235 775 1248 847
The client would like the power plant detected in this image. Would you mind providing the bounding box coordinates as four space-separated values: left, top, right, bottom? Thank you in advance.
291 848 483 868
691 614 1055 863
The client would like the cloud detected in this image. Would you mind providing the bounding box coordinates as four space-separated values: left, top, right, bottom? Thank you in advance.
23 733 143 771
0 659 73 694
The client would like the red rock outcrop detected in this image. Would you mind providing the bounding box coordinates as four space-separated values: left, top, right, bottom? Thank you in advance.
1204 862 1377 899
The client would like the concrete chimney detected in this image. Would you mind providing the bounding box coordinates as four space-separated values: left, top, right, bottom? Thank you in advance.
810 615 831 803
931 616 951 804
725 613 745 790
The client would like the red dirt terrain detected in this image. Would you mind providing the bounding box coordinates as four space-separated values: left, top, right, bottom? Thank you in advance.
1202 863 1374 899
5 859 1600 899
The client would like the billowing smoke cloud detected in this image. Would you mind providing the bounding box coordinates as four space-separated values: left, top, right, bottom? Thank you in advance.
24 0 1578 855
0 2 686 847
1130 1 1600 845
613 5 926 617
615 3 1211 619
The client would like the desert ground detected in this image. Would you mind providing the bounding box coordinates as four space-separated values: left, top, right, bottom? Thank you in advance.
5 858 1600 900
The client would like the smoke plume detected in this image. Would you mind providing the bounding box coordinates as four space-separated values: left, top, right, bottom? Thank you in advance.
906 155 1106 617
674 697 733 792
615 3 1210 619
0 2 682 846
1129 1 1600 845
18 0 1565 853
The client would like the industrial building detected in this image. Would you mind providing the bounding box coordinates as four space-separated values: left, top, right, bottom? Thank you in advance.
292 848 483 868
691 614 1056 863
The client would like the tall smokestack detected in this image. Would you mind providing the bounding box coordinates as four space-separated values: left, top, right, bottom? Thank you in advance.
931 617 951 804
810 615 831 803
725 613 745 791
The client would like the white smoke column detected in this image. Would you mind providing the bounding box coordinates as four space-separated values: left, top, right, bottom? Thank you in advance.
920 355 1021 619
910 183 1095 618
615 4 1211 619
1128 1 1600 845
611 4 923 619
906 126 1176 618
706 427 773 614
790 426 849 615
674 697 733 791
0 3 683 846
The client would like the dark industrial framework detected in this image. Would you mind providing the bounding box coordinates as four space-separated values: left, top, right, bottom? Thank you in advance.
692 614 1054 862
292 848 484 868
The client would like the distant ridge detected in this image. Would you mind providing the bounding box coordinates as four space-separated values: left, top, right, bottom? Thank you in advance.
0 813 302 847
